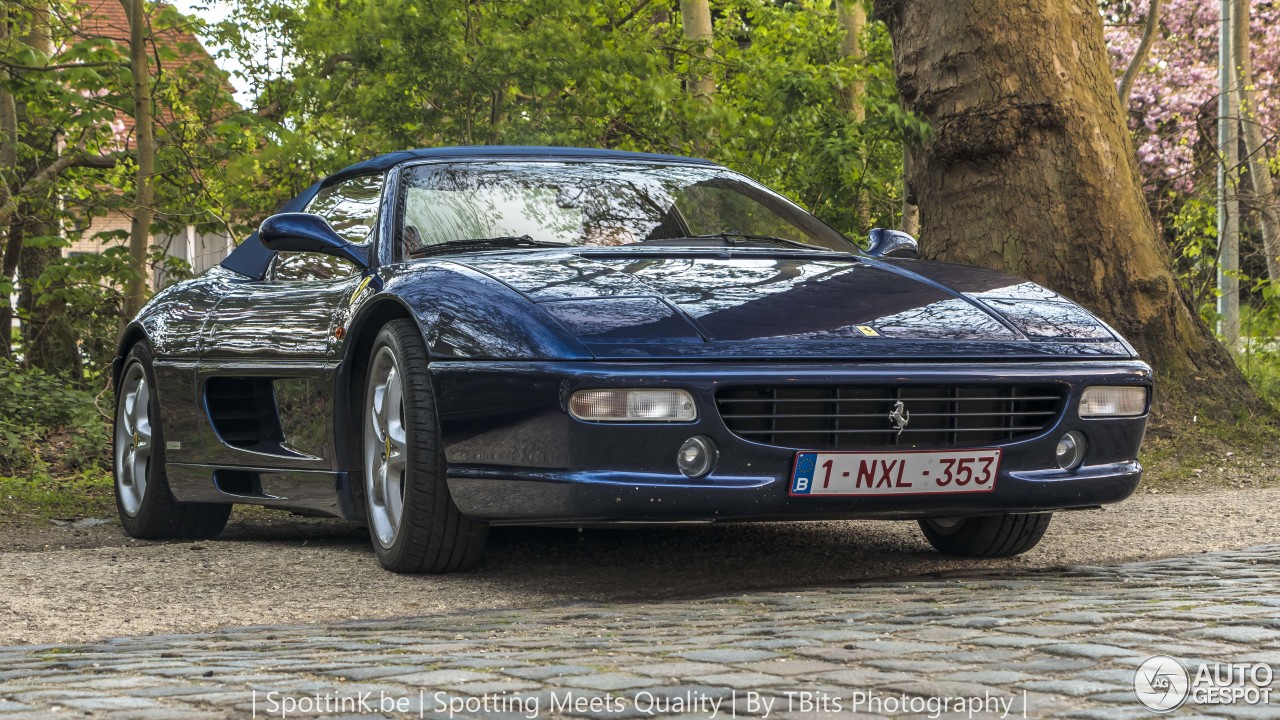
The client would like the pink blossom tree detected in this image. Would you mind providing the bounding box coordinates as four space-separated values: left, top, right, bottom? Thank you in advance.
1103 0 1280 195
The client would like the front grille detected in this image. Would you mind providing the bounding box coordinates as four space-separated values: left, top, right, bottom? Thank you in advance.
716 384 1065 449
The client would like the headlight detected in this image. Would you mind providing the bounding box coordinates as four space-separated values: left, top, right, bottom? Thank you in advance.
569 389 697 422
1079 386 1147 418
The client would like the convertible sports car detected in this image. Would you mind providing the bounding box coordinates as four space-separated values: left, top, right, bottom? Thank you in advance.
112 146 1151 573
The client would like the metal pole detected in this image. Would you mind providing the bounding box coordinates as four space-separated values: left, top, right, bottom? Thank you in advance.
1217 0 1240 346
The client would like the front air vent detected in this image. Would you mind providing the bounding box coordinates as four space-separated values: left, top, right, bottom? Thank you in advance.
205 377 284 452
213 469 263 496
717 384 1065 450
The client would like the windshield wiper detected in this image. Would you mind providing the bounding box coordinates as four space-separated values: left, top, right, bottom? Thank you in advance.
628 232 829 251
408 235 571 257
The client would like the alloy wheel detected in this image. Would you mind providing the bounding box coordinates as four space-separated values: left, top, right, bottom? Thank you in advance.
364 346 409 548
114 363 152 516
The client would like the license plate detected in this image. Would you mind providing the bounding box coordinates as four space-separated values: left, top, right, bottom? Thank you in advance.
790 449 1000 496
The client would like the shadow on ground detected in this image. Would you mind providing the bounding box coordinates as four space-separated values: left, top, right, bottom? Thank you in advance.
210 512 1020 602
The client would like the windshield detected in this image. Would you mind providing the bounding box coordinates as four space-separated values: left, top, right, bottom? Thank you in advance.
397 161 856 254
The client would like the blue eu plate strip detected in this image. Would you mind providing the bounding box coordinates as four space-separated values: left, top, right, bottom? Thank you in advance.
792 453 817 494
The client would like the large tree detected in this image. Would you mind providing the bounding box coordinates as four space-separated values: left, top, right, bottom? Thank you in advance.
873 0 1259 416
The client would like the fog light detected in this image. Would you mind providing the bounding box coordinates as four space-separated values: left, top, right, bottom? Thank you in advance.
569 389 696 422
1055 431 1086 470
677 436 718 478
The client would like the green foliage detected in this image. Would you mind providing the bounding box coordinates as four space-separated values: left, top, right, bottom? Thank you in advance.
217 0 914 236
1235 304 1280 413
33 241 137 373
1 0 919 519
0 359 110 479
2 0 295 375
1168 190 1219 319
0 471 114 521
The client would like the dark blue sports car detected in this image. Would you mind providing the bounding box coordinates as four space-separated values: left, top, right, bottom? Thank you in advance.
112 146 1151 572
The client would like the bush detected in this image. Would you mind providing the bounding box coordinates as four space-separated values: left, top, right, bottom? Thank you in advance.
0 359 111 479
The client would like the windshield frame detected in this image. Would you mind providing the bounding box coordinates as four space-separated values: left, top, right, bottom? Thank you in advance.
387 157 862 263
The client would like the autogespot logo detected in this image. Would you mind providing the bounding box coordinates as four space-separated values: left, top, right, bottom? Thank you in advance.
1134 655 1191 712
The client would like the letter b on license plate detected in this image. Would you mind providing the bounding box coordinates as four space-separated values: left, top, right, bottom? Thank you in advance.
791 449 1000 496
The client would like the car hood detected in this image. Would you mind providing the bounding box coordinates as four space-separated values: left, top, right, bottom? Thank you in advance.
439 249 1135 360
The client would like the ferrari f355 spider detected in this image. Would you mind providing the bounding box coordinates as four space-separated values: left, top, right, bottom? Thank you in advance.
112 147 1150 572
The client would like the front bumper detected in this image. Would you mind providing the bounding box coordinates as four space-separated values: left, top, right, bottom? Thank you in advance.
431 360 1150 524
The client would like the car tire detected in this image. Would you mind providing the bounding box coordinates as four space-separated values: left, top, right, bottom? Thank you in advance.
362 319 488 573
114 343 231 539
917 513 1052 557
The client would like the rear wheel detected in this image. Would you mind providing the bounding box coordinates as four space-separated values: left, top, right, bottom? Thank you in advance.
362 320 488 573
918 513 1052 557
114 343 231 539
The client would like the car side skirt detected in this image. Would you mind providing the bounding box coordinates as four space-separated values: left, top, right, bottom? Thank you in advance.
166 463 358 519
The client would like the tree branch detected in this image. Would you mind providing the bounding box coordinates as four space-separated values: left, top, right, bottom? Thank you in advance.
1118 0 1162 104
605 0 652 32
0 58 127 72
0 149 123 227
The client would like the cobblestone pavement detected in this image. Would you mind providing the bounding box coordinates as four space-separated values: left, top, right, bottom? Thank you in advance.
0 546 1276 720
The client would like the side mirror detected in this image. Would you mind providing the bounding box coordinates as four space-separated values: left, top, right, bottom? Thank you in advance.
867 228 919 259
259 213 369 269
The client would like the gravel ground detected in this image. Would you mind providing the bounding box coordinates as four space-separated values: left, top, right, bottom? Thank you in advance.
0 487 1276 647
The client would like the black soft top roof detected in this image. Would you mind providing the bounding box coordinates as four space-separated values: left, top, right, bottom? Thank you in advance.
221 146 716 280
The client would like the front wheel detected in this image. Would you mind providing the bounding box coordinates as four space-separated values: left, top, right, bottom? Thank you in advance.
362 320 488 573
114 343 230 539
918 513 1052 557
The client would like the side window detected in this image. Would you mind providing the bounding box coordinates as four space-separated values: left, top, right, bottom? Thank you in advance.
272 174 384 281
673 183 806 243
307 174 384 244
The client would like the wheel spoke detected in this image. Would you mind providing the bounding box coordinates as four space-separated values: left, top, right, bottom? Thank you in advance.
134 382 151 449
381 368 399 431
121 391 136 436
371 382 388 441
135 377 149 423
374 459 388 506
386 375 406 453
133 456 147 502
386 469 403 530
122 448 134 489
134 429 152 462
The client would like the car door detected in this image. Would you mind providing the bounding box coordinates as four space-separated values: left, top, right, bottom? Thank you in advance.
195 174 384 471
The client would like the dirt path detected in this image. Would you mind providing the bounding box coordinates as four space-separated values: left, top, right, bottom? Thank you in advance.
1 488 1276 646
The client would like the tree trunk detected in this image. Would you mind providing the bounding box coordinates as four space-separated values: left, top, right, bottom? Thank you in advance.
1233 0 1280 282
12 0 78 376
123 0 155 317
0 2 17 360
873 0 1260 417
0 226 18 361
679 0 714 100
837 0 866 122
1117 0 1162 104
901 144 919 235
837 0 871 228
14 209 80 377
